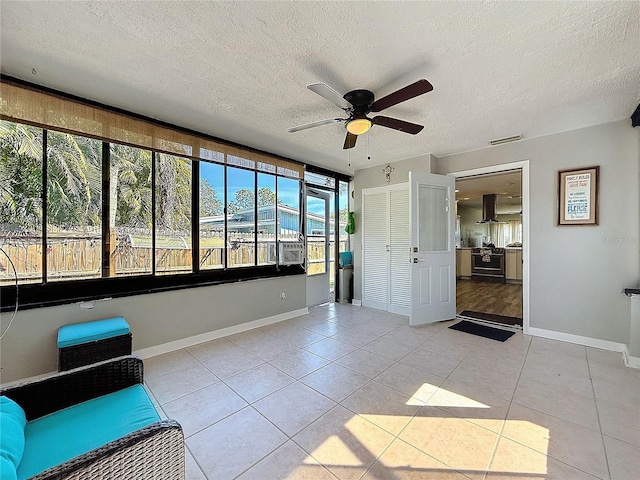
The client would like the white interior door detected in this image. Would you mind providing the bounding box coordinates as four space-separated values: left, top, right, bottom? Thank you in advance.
362 189 389 311
410 171 456 325
389 187 410 315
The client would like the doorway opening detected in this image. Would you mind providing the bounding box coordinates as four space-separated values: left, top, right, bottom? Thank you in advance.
454 167 525 328
306 188 332 307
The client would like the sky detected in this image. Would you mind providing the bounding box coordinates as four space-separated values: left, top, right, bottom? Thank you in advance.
199 163 344 215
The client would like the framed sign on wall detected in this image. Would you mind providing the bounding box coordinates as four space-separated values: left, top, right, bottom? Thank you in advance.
558 166 599 226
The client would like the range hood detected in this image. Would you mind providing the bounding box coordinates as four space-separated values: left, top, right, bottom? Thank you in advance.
476 194 501 223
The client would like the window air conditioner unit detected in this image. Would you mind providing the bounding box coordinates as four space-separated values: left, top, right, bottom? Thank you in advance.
279 241 305 265
266 242 277 263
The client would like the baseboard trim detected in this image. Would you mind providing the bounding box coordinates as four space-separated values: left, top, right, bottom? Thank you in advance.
622 345 640 369
526 326 627 353
352 299 362 306
626 356 640 369
134 307 309 360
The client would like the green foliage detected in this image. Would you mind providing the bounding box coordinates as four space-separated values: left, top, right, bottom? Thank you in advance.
156 153 191 231
46 131 102 227
1 121 285 236
110 144 153 228
200 178 223 216
257 187 276 206
226 187 276 215
234 189 254 211
0 121 43 230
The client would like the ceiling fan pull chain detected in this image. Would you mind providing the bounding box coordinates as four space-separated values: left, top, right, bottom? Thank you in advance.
367 132 371 161
348 149 351 167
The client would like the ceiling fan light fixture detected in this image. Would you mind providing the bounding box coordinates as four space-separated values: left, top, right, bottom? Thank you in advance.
346 118 372 135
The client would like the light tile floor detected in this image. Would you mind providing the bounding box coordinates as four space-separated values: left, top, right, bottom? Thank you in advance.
143 303 640 480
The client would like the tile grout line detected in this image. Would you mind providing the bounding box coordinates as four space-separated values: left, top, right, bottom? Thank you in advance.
488 341 610 479
151 307 623 479
586 347 614 480
482 331 533 480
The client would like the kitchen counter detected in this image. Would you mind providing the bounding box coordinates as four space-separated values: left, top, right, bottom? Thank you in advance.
456 248 472 277
505 249 523 283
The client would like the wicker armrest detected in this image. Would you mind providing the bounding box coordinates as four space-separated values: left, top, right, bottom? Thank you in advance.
0 355 143 421
30 420 184 480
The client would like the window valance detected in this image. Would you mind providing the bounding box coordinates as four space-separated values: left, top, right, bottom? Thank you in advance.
0 80 303 178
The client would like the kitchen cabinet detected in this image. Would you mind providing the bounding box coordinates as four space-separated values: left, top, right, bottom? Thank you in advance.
457 248 472 278
506 249 522 283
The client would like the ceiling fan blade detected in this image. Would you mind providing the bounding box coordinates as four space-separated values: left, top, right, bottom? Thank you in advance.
372 116 424 134
287 118 344 133
343 132 357 149
307 83 352 109
370 79 433 112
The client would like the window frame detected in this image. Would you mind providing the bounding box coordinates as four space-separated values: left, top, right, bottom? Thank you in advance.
0 79 351 311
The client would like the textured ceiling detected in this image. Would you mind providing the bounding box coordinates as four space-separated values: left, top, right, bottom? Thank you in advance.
1 1 639 175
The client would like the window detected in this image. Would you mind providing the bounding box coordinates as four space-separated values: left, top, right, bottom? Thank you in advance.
338 180 349 255
110 144 153 276
257 173 276 265
0 80 350 310
277 177 301 243
0 121 43 285
46 131 102 282
306 194 327 275
199 160 225 270
155 153 192 275
227 166 255 267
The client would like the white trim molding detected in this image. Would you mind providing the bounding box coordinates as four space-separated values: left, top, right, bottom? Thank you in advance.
622 346 640 369
134 307 309 360
626 356 640 369
450 160 530 334
528 326 627 354
352 299 362 306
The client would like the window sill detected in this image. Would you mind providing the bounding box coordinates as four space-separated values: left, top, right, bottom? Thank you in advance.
0 265 305 312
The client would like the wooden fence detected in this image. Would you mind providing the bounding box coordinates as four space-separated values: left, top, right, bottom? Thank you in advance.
0 233 347 283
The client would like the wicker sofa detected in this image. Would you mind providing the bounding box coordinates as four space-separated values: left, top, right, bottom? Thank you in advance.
0 356 184 480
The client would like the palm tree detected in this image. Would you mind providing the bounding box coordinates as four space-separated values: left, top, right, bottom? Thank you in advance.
45 130 102 228
0 121 43 230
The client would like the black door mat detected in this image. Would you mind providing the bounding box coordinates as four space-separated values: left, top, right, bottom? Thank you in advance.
459 310 523 327
449 320 515 342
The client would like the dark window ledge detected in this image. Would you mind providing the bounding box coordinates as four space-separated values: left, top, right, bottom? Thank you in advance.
0 265 305 312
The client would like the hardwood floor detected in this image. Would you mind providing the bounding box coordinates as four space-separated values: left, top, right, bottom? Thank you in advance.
456 278 522 319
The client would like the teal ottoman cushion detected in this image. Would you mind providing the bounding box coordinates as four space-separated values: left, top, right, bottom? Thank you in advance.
0 396 27 480
17 385 159 480
57 317 130 348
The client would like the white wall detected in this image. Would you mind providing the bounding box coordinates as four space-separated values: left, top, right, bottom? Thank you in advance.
0 275 306 382
353 120 639 346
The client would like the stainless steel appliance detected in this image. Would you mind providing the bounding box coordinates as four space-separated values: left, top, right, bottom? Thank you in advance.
471 247 506 282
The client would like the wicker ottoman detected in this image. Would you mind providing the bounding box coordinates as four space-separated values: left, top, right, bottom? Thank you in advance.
57 317 132 371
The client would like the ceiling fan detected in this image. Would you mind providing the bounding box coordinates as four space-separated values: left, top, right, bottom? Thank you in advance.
287 79 433 149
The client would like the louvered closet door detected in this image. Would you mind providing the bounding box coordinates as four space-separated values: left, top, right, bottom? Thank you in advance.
389 186 410 315
362 190 389 311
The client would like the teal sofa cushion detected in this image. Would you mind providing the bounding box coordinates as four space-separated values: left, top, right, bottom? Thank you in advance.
17 385 159 480
1 396 27 480
0 397 26 429
1 455 18 480
57 317 130 348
